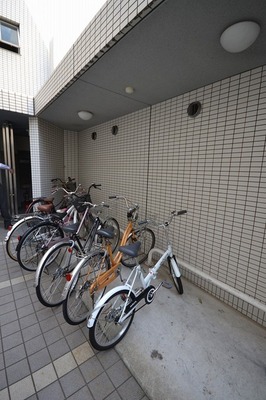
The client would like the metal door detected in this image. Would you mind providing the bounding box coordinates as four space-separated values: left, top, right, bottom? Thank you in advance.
1 122 18 215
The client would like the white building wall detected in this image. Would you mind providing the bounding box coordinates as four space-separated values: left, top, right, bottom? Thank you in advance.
29 117 64 199
0 0 51 114
77 65 266 327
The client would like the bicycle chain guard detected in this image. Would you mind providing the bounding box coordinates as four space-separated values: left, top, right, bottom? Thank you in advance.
125 285 156 315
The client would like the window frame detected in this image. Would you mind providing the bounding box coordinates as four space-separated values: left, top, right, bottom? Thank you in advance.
0 18 20 53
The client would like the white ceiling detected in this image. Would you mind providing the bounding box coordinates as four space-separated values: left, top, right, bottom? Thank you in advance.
3 0 266 133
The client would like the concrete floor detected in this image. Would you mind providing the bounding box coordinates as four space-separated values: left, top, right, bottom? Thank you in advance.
1 221 266 400
115 265 266 400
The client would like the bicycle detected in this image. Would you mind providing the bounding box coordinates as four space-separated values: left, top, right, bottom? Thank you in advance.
15 184 88 271
87 209 187 351
62 195 155 325
5 178 76 261
35 199 120 307
22 177 76 214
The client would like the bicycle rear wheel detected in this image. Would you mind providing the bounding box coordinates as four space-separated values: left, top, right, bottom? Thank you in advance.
102 217 120 252
6 216 43 261
25 198 49 213
36 241 81 307
121 227 155 267
62 251 109 325
89 289 135 351
17 222 64 271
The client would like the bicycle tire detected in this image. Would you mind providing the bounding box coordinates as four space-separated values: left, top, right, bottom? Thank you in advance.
89 289 135 351
121 227 155 267
169 256 183 294
102 217 120 252
5 216 44 261
16 221 64 271
62 251 109 325
36 241 81 307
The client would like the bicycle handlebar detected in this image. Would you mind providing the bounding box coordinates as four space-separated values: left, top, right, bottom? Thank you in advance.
82 201 109 208
165 209 187 226
51 177 75 184
51 183 83 196
109 195 138 211
139 209 187 228
173 210 187 216
88 183 101 192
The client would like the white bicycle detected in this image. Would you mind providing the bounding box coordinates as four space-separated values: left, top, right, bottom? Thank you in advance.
87 209 187 351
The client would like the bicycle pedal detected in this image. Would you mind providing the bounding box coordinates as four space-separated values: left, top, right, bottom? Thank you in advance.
162 281 172 289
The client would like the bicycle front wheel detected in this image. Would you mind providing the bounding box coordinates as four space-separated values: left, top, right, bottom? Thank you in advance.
17 222 64 271
62 251 109 325
169 256 183 294
6 216 44 261
89 289 135 351
121 227 155 267
36 241 81 307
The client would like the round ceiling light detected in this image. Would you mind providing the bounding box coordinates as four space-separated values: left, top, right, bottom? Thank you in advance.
220 21 260 53
78 110 93 120
125 86 134 94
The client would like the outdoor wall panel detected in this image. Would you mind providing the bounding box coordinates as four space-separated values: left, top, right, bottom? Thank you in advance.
29 118 64 200
0 0 51 101
76 65 266 326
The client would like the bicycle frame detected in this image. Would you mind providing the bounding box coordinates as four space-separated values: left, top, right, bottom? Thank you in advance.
88 211 186 328
89 219 134 292
64 196 143 296
64 210 105 256
34 203 108 290
87 244 177 327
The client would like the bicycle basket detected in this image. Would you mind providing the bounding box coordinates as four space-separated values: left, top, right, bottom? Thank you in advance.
73 194 90 213
65 181 76 191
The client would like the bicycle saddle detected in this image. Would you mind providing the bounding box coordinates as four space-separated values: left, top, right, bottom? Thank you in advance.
62 222 80 234
96 227 114 239
118 241 141 258
37 203 54 213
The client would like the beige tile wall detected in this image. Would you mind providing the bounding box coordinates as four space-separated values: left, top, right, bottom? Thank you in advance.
76 65 266 326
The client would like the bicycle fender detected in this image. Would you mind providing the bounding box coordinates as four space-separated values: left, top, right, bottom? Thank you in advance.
169 255 181 278
61 248 108 298
7 215 43 240
87 285 130 328
35 239 73 285
61 256 87 298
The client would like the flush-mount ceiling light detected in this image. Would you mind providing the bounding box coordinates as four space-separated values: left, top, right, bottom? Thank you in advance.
78 110 93 120
125 86 135 94
220 21 260 53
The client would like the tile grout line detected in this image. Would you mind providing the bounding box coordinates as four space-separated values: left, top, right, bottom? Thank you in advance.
0 340 95 399
0 273 35 289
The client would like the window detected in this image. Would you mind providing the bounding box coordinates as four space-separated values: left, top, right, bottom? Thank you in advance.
0 19 20 53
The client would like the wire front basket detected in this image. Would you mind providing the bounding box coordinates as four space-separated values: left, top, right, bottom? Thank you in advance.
72 193 91 213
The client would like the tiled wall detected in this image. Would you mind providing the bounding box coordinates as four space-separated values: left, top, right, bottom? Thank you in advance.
78 108 151 226
29 117 64 203
77 66 266 327
0 0 51 114
0 89 34 115
64 131 79 182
